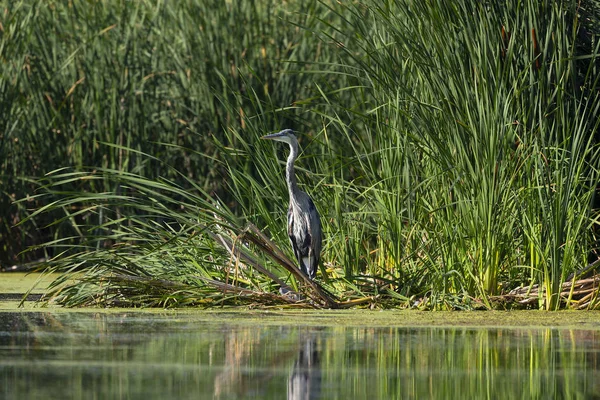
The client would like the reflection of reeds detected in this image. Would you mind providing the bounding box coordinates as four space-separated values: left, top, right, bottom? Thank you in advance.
5 313 600 398
320 326 600 398
213 329 261 398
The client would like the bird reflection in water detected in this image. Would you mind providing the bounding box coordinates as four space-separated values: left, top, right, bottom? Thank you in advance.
288 338 321 400
212 330 322 399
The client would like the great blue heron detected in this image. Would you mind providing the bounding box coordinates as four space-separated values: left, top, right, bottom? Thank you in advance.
261 129 322 280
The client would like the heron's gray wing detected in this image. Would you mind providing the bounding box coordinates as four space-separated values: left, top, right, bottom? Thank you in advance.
288 204 305 272
304 197 322 276
308 204 321 251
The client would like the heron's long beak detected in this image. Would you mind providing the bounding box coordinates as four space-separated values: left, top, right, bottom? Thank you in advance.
261 132 284 140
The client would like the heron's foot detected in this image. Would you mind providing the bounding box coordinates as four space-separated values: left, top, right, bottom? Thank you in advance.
279 286 305 302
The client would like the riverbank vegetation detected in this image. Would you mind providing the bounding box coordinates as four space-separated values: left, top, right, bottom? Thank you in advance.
2 0 599 310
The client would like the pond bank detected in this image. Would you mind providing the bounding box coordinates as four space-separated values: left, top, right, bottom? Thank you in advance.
2 272 600 330
0 272 56 309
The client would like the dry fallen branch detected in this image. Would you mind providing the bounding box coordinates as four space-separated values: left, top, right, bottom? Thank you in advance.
242 223 339 308
491 272 600 309
205 219 340 308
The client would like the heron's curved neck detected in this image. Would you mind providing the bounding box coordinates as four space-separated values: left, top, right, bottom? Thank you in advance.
286 140 300 200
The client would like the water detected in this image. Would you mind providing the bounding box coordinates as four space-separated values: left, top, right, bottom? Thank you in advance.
1 311 600 399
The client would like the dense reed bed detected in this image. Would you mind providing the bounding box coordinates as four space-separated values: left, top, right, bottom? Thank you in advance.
2 1 599 309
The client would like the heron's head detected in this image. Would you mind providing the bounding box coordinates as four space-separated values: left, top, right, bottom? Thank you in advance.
261 129 297 145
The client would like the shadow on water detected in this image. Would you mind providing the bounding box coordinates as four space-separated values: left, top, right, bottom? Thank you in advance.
1 312 600 399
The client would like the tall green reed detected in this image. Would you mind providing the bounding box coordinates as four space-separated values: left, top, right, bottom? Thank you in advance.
307 1 600 308
0 0 342 263
3 0 599 309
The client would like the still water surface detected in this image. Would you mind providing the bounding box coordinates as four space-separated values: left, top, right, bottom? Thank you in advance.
1 311 600 399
